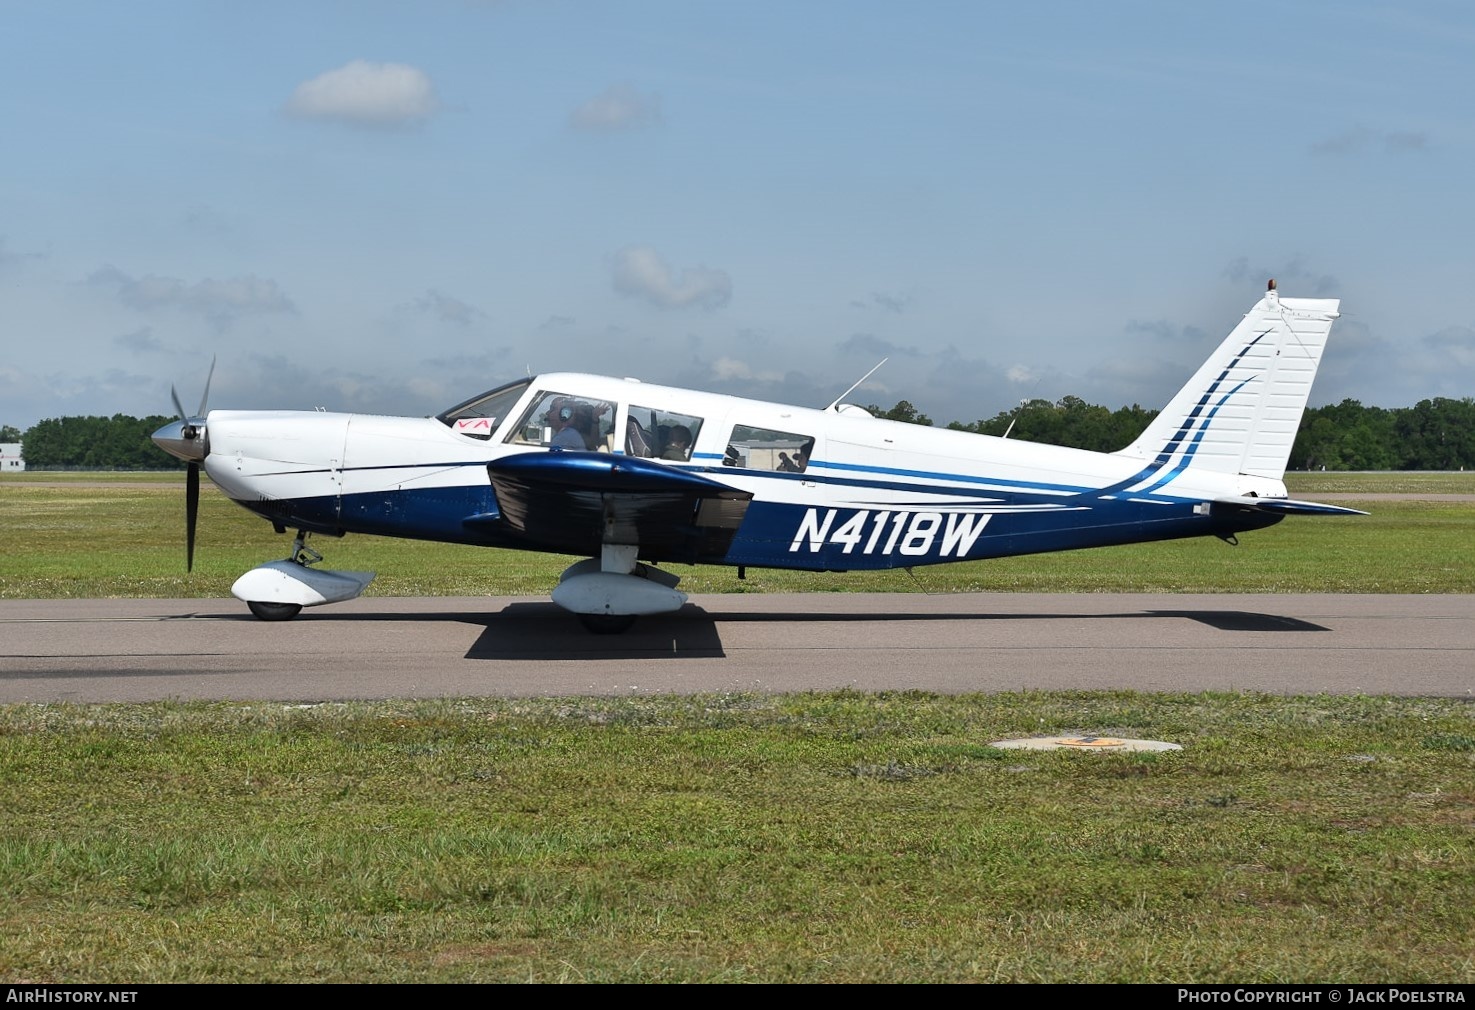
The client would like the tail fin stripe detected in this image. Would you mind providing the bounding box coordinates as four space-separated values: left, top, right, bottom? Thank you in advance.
1148 330 1272 460
1088 333 1267 499
1134 379 1254 493
1091 376 1253 500
1144 330 1272 468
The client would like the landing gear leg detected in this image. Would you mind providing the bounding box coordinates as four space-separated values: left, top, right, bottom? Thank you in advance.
289 530 323 567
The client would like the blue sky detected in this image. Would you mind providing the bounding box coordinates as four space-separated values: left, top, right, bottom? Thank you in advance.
2 1 1472 433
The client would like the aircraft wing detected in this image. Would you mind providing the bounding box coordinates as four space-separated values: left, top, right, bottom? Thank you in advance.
1211 495 1369 517
477 451 754 561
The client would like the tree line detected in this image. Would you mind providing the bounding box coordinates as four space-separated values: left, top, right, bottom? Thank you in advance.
864 395 1475 471
6 396 1474 470
10 415 186 470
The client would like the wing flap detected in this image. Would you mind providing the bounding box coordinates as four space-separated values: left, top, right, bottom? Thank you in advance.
481 451 754 561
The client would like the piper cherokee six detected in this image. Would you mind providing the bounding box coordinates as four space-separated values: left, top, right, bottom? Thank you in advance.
151 282 1363 633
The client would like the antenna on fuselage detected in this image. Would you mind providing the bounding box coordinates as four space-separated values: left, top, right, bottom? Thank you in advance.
825 358 888 413
1000 374 1046 439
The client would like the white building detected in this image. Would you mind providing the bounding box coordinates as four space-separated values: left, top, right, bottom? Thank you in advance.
0 443 25 471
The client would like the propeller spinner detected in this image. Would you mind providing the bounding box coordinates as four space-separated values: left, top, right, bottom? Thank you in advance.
150 357 215 571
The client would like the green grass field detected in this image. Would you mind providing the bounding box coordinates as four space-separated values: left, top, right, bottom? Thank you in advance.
1 471 1472 983
2 470 1473 598
1 693 1472 983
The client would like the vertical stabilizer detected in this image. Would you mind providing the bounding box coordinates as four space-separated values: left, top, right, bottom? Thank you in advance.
1116 283 1340 479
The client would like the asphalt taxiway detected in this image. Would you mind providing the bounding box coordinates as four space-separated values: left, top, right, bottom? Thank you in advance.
2 593 1471 703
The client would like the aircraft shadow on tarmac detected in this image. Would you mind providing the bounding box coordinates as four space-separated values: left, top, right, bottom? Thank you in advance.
235 604 1329 662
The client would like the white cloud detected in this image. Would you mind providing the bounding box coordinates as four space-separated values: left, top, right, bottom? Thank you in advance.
569 83 661 132
699 352 790 389
409 289 481 326
711 357 761 381
1421 325 1475 371
1224 256 1339 297
0 237 42 271
1312 319 1475 406
1385 131 1429 152
88 265 296 326
1 366 169 428
114 327 166 353
849 291 914 314
284 60 439 127
1124 318 1208 344
610 246 731 310
1310 127 1431 157
235 353 451 415
838 333 922 358
421 349 512 374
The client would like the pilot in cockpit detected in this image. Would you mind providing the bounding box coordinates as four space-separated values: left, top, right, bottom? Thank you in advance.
550 402 590 449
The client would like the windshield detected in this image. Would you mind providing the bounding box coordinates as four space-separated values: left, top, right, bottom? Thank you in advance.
435 378 534 441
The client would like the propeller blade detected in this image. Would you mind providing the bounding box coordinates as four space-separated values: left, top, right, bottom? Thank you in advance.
186 462 200 573
171 384 187 422
196 356 216 418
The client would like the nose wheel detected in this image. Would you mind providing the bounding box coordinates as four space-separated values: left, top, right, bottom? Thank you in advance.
247 600 303 622
242 530 327 622
578 613 638 635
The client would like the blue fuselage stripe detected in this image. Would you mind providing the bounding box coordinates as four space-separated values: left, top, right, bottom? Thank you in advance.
232 476 1279 573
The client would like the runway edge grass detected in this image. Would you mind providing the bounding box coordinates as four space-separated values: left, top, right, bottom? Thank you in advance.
0 691 1473 983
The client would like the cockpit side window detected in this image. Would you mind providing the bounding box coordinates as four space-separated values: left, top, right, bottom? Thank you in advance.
626 405 704 462
436 378 534 441
724 425 814 472
509 391 617 451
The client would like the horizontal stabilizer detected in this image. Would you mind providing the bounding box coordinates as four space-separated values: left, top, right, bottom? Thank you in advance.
1212 495 1368 517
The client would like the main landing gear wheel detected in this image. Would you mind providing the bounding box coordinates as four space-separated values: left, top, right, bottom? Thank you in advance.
578 613 637 635
247 600 303 622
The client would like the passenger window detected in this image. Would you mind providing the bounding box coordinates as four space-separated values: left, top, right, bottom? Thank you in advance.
509 391 616 452
725 425 814 472
627 406 704 462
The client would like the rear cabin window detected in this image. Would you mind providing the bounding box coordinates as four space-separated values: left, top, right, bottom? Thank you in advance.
508 391 617 452
625 406 704 462
724 425 814 473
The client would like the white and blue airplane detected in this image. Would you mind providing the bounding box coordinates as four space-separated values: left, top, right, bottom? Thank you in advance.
151 281 1364 632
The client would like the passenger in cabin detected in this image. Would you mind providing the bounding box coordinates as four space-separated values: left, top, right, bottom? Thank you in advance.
571 404 601 449
778 440 812 472
661 425 693 461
